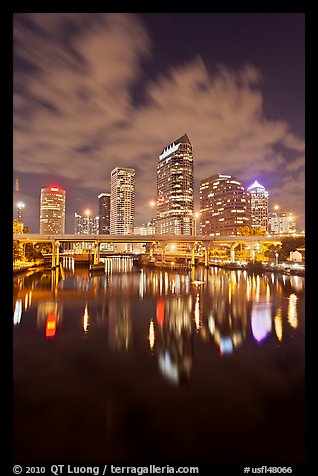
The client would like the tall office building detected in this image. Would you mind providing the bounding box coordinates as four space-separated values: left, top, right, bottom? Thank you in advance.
248 180 269 230
74 212 99 234
98 193 110 234
268 211 296 234
156 133 194 235
200 174 251 235
110 167 135 234
40 186 65 234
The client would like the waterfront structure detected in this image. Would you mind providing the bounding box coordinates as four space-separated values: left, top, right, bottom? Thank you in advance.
268 211 296 234
247 180 269 230
98 192 110 234
74 212 99 235
40 186 65 234
156 133 194 235
110 167 135 235
200 174 251 236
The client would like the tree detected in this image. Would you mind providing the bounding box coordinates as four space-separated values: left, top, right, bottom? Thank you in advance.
13 219 23 233
237 226 267 236
24 243 43 261
281 237 305 261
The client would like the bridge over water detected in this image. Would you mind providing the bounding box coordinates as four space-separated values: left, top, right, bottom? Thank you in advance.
14 233 286 268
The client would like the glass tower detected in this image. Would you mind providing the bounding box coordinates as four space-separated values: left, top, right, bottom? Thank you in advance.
200 174 251 235
156 133 194 235
98 192 110 234
40 187 65 234
110 167 135 234
247 180 269 230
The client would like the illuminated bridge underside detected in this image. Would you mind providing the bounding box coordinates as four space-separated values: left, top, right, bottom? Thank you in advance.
14 233 284 245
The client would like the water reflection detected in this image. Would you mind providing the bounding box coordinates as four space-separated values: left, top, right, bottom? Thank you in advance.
274 308 283 341
37 301 63 339
83 302 89 333
157 296 193 385
288 293 298 329
251 299 272 343
108 300 132 352
13 299 22 325
149 320 155 350
13 260 304 374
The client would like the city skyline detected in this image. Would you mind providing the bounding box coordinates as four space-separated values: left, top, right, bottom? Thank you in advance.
13 13 305 232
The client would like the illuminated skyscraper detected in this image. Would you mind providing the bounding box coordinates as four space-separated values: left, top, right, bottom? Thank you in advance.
74 212 99 234
156 133 194 235
98 192 110 234
110 167 135 234
40 186 65 234
247 180 269 230
268 211 296 234
200 174 251 235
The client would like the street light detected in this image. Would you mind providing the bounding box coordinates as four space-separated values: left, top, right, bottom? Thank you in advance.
275 252 279 265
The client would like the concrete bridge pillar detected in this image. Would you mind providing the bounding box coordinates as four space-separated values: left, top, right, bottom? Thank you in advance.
51 241 55 269
191 243 196 266
149 241 156 261
55 241 60 267
93 240 100 265
250 243 255 261
158 241 167 263
230 243 239 263
203 243 210 267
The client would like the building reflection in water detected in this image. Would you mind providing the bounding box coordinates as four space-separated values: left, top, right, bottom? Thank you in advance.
288 293 298 329
202 267 251 354
194 293 200 331
83 302 89 333
251 298 272 343
148 320 155 350
108 300 132 352
13 299 22 325
37 301 63 339
274 308 283 341
14 259 304 378
156 296 193 386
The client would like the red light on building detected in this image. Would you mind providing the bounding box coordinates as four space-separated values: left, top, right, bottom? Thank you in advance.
45 311 57 338
156 297 165 326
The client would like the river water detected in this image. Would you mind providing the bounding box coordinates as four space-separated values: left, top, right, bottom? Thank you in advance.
13 257 305 464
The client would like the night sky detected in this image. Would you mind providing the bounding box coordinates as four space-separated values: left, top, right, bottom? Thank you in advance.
13 13 305 233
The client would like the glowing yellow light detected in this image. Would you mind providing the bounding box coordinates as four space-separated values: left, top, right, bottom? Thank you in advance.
149 200 156 207
83 302 89 332
266 283 271 302
274 309 283 341
194 293 200 330
274 204 280 211
149 320 155 350
288 293 298 328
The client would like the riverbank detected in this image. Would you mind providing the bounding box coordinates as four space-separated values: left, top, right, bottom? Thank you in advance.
136 258 305 276
13 260 44 275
